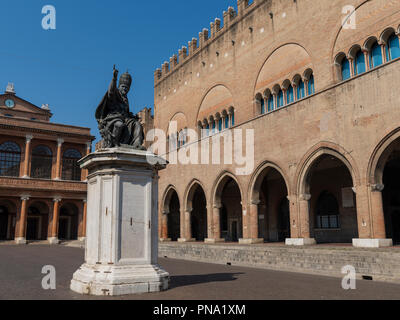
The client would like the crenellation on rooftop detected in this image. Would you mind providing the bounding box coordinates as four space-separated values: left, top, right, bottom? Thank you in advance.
154 0 265 86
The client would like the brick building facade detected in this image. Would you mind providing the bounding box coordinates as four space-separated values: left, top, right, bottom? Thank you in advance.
154 0 400 248
0 85 94 244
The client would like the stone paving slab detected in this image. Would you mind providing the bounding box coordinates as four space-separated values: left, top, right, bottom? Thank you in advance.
1 245 400 300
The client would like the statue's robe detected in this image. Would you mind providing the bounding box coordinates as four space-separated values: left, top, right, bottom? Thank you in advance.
96 87 144 149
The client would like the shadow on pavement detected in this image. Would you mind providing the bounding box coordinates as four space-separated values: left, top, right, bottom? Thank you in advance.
170 273 244 289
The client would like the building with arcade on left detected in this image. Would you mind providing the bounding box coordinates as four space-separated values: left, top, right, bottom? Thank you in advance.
0 83 95 244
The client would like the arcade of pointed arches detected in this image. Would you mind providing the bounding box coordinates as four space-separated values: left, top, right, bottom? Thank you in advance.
160 133 400 246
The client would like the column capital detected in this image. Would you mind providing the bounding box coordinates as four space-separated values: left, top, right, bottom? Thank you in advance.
162 210 169 215
82 199 87 203
20 195 30 201
53 197 62 203
57 138 64 147
213 202 222 209
287 195 296 202
300 194 311 201
250 200 261 206
185 208 193 213
26 135 33 143
371 184 385 192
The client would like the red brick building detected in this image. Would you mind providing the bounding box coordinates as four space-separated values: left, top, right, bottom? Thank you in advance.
0 84 94 244
154 0 400 248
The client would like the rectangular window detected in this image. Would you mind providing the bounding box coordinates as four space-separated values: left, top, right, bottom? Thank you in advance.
317 215 339 229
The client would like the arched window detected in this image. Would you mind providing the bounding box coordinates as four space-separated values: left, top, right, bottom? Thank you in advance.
62 149 82 181
31 145 52 179
287 85 294 104
224 116 229 130
177 131 181 148
341 58 351 80
170 132 177 150
277 89 284 108
260 98 265 114
218 117 223 131
0 142 21 177
267 94 274 112
387 34 400 61
353 50 366 75
307 74 315 95
231 111 235 127
212 121 216 135
206 123 210 136
316 191 340 229
297 80 306 99
370 42 383 68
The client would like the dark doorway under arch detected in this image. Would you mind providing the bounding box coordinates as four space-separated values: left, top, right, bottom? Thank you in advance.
0 206 9 240
382 151 400 244
219 178 242 242
167 191 180 241
59 203 79 240
257 168 289 242
307 155 358 244
27 203 49 241
191 187 207 241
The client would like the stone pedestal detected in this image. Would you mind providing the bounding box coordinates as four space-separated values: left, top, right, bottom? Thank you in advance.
239 238 264 245
353 238 393 248
70 148 169 296
15 237 26 245
205 238 226 244
48 237 59 245
178 238 196 243
286 238 316 246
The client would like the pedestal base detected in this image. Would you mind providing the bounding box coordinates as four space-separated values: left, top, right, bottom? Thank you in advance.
286 238 316 246
159 238 172 242
48 237 59 245
70 264 170 296
78 237 86 242
353 238 393 248
178 238 196 243
15 237 26 245
205 238 226 244
239 238 264 244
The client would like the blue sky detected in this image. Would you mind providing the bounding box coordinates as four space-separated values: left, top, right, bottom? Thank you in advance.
0 0 237 141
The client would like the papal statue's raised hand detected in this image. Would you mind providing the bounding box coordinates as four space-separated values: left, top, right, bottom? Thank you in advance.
113 65 119 80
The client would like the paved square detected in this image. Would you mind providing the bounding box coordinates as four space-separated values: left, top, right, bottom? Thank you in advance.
1 245 400 300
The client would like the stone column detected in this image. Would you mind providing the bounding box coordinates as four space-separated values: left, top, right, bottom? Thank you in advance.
22 135 33 178
353 184 393 248
78 199 87 241
55 138 64 180
205 204 225 243
282 89 287 106
159 211 171 242
362 49 370 71
15 195 29 244
287 195 300 239
178 209 195 242
48 198 62 244
380 42 387 63
293 84 298 101
349 58 355 76
286 194 316 246
239 201 263 244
